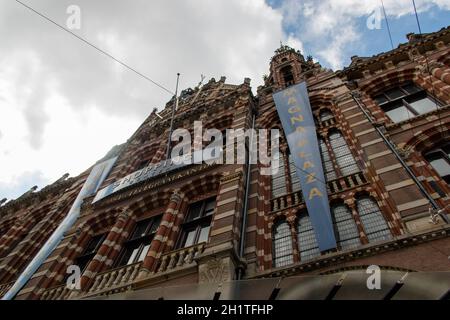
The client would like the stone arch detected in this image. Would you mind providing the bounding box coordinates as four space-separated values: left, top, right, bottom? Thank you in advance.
403 123 450 154
359 67 417 97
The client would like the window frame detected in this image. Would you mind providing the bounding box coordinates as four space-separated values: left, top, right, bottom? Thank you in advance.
74 233 106 273
272 220 294 268
424 143 450 184
177 197 216 248
115 215 162 267
373 83 442 123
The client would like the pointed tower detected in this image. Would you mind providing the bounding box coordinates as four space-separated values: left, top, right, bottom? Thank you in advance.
265 44 318 90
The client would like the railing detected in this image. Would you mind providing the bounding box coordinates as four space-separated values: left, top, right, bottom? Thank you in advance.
154 242 205 274
271 190 303 212
0 281 14 299
40 284 73 300
328 172 367 194
319 117 336 128
87 261 141 295
270 172 368 212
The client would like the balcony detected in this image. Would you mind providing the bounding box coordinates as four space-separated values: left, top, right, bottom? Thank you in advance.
153 242 205 274
270 172 368 212
86 261 141 296
40 284 73 300
271 190 303 212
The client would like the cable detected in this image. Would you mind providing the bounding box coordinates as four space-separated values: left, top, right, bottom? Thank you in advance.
380 0 394 50
14 0 175 96
411 0 446 140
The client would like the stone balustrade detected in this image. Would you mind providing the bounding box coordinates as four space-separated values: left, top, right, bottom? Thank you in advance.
40 284 73 300
154 242 205 273
87 261 141 295
0 281 14 299
270 172 368 212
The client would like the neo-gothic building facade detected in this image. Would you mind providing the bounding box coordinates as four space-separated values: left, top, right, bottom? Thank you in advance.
1 26 450 300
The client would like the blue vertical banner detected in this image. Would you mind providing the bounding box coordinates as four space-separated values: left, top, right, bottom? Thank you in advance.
2 156 117 300
273 82 337 252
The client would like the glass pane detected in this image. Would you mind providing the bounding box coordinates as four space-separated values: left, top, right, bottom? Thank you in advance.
148 216 161 234
198 226 210 243
84 234 105 254
138 244 151 262
401 83 421 94
204 199 216 216
132 219 152 239
357 197 391 242
385 105 414 123
126 247 140 265
184 230 196 247
288 153 301 192
373 94 388 105
273 221 294 268
332 204 360 250
297 213 320 261
385 87 405 100
408 96 438 115
187 202 203 221
271 153 287 197
429 158 450 178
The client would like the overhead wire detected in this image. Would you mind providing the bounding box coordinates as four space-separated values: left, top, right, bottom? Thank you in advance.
14 0 175 96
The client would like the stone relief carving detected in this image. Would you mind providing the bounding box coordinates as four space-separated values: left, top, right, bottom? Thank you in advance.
199 257 230 283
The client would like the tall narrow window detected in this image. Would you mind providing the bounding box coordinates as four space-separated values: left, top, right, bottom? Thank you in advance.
74 233 106 273
320 138 337 181
288 153 301 192
271 152 287 197
332 204 360 250
357 196 392 242
116 215 161 267
424 143 450 184
297 211 320 261
272 220 293 268
329 131 359 176
373 83 441 123
179 197 215 248
280 65 294 86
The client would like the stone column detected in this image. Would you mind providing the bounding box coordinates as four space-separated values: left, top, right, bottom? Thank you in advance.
139 191 183 276
79 208 135 290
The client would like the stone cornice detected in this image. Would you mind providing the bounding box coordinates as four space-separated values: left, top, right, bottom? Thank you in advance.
340 26 450 75
0 177 75 216
253 224 450 278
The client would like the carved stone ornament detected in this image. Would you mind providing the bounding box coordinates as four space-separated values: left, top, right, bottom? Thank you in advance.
396 145 414 158
199 257 230 283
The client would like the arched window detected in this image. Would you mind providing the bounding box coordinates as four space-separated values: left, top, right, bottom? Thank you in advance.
332 203 360 250
288 153 301 192
356 196 391 242
424 143 450 184
328 131 359 176
116 215 162 267
271 152 287 197
272 220 294 268
319 109 334 122
373 82 441 123
280 65 294 86
320 138 337 181
297 211 320 261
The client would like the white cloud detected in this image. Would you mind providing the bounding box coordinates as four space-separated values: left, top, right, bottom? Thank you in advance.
0 0 303 200
276 0 450 69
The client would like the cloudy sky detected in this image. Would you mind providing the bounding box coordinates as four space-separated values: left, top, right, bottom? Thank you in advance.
1 0 449 201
